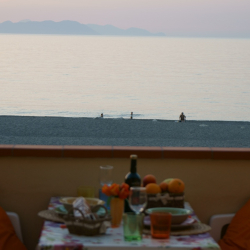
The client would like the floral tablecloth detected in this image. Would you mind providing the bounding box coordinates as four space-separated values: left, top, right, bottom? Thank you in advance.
36 197 220 250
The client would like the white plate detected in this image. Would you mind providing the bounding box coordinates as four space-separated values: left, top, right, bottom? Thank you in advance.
171 217 196 229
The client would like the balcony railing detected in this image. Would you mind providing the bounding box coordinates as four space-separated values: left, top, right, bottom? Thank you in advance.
1 145 250 250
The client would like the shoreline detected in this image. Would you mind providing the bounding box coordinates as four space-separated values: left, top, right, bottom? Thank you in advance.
1 114 250 123
0 115 250 147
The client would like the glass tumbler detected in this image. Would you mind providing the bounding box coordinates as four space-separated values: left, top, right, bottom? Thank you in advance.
99 165 113 209
150 212 172 239
123 213 144 241
99 165 113 186
77 186 95 197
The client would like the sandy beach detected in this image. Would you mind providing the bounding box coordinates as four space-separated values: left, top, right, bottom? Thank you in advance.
0 115 250 147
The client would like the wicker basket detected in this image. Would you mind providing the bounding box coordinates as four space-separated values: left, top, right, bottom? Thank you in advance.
146 192 184 209
64 205 111 236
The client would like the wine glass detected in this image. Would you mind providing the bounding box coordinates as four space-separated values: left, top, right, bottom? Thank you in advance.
129 187 147 214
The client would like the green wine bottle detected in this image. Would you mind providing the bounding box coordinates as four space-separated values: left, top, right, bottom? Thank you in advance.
125 155 141 188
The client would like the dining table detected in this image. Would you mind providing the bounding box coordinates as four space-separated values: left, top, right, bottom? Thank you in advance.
36 197 221 250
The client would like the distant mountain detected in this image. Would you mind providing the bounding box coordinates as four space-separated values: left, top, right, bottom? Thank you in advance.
0 20 165 36
18 19 32 23
0 20 97 35
86 24 165 36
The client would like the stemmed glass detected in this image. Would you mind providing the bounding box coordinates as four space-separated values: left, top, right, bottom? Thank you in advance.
128 187 147 214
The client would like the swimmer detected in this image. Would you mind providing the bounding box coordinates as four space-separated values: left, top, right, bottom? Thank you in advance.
179 112 186 122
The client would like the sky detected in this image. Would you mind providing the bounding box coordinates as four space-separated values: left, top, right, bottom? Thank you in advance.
0 0 250 37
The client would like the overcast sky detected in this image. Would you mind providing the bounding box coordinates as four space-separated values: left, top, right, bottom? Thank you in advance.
1 0 250 36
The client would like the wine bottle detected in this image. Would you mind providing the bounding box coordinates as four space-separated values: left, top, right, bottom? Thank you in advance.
125 155 141 188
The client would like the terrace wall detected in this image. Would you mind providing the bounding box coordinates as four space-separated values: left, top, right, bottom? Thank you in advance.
0 145 250 250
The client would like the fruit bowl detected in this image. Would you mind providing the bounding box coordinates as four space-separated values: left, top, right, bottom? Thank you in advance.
146 192 184 209
59 197 105 212
145 207 191 225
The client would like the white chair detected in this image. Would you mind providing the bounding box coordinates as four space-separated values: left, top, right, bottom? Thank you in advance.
209 213 235 242
6 212 23 243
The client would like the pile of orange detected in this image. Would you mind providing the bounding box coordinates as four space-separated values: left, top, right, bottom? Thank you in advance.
143 175 185 194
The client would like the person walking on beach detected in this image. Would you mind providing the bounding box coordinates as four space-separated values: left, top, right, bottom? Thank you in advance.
179 112 186 122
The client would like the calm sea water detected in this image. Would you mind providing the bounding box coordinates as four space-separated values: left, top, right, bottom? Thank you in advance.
1 34 250 121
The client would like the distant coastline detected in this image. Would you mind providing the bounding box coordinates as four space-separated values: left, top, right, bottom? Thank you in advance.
1 20 250 38
0 20 165 36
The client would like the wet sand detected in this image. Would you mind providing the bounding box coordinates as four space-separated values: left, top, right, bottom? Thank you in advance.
0 115 250 147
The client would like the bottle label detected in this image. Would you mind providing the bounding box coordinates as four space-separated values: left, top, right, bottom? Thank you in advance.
125 177 141 188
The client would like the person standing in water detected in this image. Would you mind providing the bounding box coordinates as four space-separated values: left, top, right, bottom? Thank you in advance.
179 112 186 122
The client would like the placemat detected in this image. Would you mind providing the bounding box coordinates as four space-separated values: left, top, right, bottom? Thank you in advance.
38 210 65 223
39 210 211 236
143 223 211 236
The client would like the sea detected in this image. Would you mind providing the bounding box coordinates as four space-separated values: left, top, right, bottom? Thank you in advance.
1 34 250 121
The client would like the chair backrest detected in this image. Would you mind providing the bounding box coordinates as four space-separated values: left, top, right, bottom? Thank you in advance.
209 213 235 242
6 212 23 243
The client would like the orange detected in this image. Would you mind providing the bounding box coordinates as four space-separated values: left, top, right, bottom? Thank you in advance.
168 179 185 193
145 183 161 194
143 174 157 187
159 182 169 192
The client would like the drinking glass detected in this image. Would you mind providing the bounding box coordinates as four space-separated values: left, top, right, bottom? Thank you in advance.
99 165 113 186
123 213 144 241
99 165 113 209
77 186 95 197
150 212 172 239
128 187 147 214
